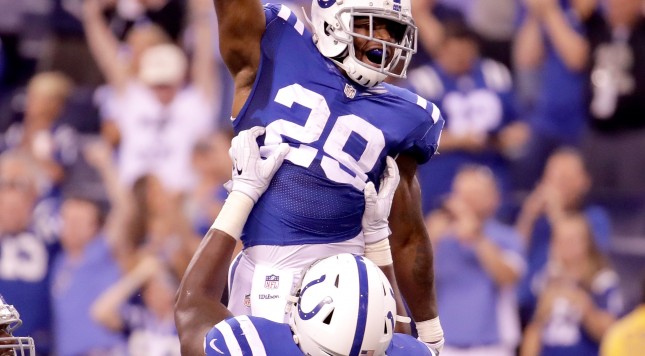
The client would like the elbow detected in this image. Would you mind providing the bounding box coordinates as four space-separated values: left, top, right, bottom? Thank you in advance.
563 55 588 72
497 273 520 288
514 51 542 71
513 37 543 71
563 45 590 72
90 304 122 331
493 267 521 288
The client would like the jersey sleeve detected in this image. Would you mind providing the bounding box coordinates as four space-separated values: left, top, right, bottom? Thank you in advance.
262 3 306 60
205 323 233 356
401 103 444 164
204 315 301 355
382 83 445 164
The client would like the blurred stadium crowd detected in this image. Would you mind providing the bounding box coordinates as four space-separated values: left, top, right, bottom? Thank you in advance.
0 0 643 355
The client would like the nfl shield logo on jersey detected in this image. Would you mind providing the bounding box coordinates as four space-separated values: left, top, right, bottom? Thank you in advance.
344 83 356 99
265 274 280 289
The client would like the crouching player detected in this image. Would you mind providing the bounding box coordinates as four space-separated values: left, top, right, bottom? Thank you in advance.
175 127 437 355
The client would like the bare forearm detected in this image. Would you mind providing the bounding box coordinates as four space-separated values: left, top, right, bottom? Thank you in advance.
521 322 543 356
391 233 438 320
98 164 137 257
542 7 589 71
82 3 127 88
190 0 217 97
175 229 236 355
473 238 520 287
390 156 438 321
582 308 616 342
515 209 538 244
413 7 444 58
91 256 158 328
514 16 544 70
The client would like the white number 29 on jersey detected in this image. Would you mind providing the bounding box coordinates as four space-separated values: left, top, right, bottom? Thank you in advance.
264 84 385 190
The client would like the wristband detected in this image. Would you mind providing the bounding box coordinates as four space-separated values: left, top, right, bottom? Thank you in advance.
210 191 255 240
416 317 444 344
364 238 393 266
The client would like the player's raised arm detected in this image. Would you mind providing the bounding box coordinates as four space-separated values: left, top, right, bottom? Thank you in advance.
212 0 265 115
175 128 289 355
389 154 444 354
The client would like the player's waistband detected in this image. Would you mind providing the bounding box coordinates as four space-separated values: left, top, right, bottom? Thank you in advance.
243 232 364 270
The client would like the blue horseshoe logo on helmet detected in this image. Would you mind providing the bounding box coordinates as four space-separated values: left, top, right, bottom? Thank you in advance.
317 0 336 9
297 274 333 320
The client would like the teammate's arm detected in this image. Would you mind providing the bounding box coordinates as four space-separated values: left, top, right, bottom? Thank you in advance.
389 154 444 352
175 228 238 356
175 128 289 355
212 0 265 116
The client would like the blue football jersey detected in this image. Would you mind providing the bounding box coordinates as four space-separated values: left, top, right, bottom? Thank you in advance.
205 316 303 355
0 229 60 355
407 59 516 214
407 59 516 137
234 4 444 247
205 315 434 356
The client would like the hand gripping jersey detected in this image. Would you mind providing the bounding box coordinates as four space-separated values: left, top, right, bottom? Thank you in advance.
234 4 443 247
205 315 434 356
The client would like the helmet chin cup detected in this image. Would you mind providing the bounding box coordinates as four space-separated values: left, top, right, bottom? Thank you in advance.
342 55 387 88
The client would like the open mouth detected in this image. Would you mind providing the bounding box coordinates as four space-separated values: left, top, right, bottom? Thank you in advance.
366 48 386 64
361 45 392 68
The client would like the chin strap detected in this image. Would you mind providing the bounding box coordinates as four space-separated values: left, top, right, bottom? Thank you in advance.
340 55 387 88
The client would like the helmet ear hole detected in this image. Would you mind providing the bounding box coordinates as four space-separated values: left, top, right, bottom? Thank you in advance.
324 22 334 36
334 274 340 287
322 308 335 325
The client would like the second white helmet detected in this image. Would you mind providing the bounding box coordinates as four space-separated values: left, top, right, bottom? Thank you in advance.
289 253 397 356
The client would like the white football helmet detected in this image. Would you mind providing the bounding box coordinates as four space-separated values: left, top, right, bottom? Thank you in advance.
288 253 397 356
0 296 35 356
309 0 417 87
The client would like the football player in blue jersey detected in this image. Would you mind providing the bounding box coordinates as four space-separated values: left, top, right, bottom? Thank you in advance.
176 127 435 355
209 0 445 351
0 295 36 356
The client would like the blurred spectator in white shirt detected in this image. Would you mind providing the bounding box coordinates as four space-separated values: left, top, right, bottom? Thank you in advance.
83 0 218 194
